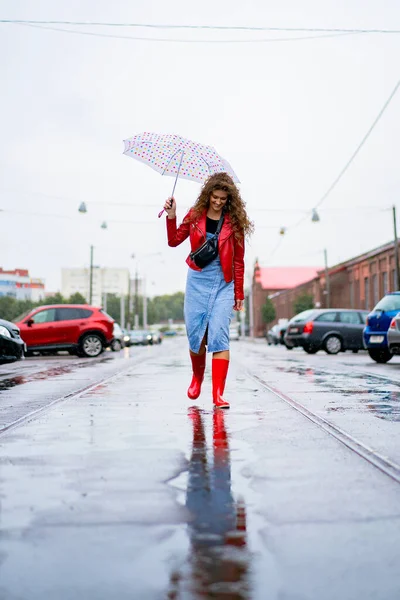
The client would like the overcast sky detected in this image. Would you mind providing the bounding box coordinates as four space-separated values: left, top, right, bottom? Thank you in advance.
1 0 400 296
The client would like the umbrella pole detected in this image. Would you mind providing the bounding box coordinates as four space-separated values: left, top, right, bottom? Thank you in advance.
171 150 184 198
158 150 184 218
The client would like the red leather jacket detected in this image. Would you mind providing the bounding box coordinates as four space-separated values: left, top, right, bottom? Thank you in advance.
166 209 245 300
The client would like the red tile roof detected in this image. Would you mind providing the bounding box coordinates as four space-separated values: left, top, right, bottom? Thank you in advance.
255 266 322 290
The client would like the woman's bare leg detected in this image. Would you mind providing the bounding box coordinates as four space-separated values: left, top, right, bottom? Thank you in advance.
213 350 229 360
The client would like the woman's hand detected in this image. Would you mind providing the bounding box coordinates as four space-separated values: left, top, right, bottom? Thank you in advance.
164 197 176 219
233 299 244 311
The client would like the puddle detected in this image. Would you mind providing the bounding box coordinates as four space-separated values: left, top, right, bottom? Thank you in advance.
273 363 400 422
0 358 110 393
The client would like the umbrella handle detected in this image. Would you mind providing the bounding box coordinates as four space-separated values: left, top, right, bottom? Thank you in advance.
158 150 184 218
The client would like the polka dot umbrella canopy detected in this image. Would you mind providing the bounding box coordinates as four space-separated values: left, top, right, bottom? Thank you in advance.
123 132 240 217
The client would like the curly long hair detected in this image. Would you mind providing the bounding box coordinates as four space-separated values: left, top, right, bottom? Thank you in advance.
188 172 254 239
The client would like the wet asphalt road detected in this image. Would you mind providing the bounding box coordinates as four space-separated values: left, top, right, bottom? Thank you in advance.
0 339 400 599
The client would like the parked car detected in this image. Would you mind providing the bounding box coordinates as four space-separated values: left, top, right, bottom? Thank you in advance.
124 329 153 346
364 292 400 363
284 308 369 354
387 313 400 356
0 318 26 364
110 322 125 352
15 305 114 358
266 324 280 345
267 321 290 347
150 330 163 345
229 322 240 341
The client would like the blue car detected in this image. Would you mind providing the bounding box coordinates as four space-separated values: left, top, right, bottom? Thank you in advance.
364 292 400 363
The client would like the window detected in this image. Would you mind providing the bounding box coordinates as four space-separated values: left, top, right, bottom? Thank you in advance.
57 307 92 321
31 308 57 324
315 312 337 322
291 309 314 322
349 281 354 308
372 274 378 306
364 277 370 310
339 311 360 325
382 272 388 296
360 311 369 324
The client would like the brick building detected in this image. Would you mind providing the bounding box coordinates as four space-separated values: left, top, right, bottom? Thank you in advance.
251 240 400 336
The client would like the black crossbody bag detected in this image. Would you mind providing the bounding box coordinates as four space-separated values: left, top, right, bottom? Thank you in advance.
189 211 225 269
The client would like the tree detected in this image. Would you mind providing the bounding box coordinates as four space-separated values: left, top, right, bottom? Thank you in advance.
68 292 87 304
293 293 314 315
262 297 276 326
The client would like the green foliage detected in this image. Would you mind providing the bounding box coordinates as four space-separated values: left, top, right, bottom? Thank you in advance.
262 297 276 325
0 289 186 326
69 292 87 304
293 293 315 315
147 292 184 325
0 292 88 322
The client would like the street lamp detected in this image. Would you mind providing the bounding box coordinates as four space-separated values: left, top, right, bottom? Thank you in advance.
78 205 108 304
311 208 320 223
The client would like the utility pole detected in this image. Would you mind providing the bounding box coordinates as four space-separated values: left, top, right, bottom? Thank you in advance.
249 286 254 338
143 276 148 329
134 268 139 329
393 206 400 291
89 245 94 304
324 248 331 308
120 295 125 329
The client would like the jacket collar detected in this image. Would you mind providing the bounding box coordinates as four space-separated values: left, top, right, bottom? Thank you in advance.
196 209 233 244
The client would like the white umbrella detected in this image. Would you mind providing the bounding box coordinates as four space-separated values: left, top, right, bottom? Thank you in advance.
123 132 239 217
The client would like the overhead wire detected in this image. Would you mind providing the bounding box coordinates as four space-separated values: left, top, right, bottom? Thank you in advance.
289 73 400 231
2 20 400 33
15 22 359 43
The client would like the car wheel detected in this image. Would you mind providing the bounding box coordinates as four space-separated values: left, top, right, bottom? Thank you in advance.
111 339 122 352
284 342 294 350
324 335 342 355
80 334 103 358
304 346 318 354
368 348 393 363
352 349 359 354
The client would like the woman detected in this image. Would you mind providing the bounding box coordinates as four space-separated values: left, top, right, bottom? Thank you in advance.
164 172 253 409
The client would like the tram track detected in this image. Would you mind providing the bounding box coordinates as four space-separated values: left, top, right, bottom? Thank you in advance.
247 369 400 485
0 354 150 437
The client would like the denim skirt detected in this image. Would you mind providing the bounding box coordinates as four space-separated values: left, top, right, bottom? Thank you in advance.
184 234 234 354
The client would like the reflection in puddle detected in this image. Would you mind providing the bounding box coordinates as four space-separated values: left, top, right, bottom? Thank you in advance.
169 408 250 599
275 363 400 421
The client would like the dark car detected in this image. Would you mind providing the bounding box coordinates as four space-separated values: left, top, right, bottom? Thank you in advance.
266 324 280 345
363 292 400 363
15 305 114 358
124 330 153 346
284 308 369 355
0 318 26 364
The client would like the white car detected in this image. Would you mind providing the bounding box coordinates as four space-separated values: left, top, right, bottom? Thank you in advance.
229 323 240 341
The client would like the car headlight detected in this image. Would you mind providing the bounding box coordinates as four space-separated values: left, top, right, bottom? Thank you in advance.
0 325 11 338
124 335 130 341
147 335 152 340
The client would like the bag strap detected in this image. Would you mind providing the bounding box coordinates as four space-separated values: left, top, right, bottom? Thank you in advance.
214 210 225 237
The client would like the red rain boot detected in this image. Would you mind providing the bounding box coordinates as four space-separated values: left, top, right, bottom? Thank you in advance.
187 352 206 400
212 358 230 409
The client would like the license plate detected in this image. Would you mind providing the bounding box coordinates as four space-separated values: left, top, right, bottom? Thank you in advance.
370 335 384 343
290 327 299 333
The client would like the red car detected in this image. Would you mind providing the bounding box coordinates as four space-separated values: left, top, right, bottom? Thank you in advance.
16 305 114 358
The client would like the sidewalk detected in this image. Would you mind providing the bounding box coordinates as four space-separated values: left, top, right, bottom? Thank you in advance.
1 338 400 599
